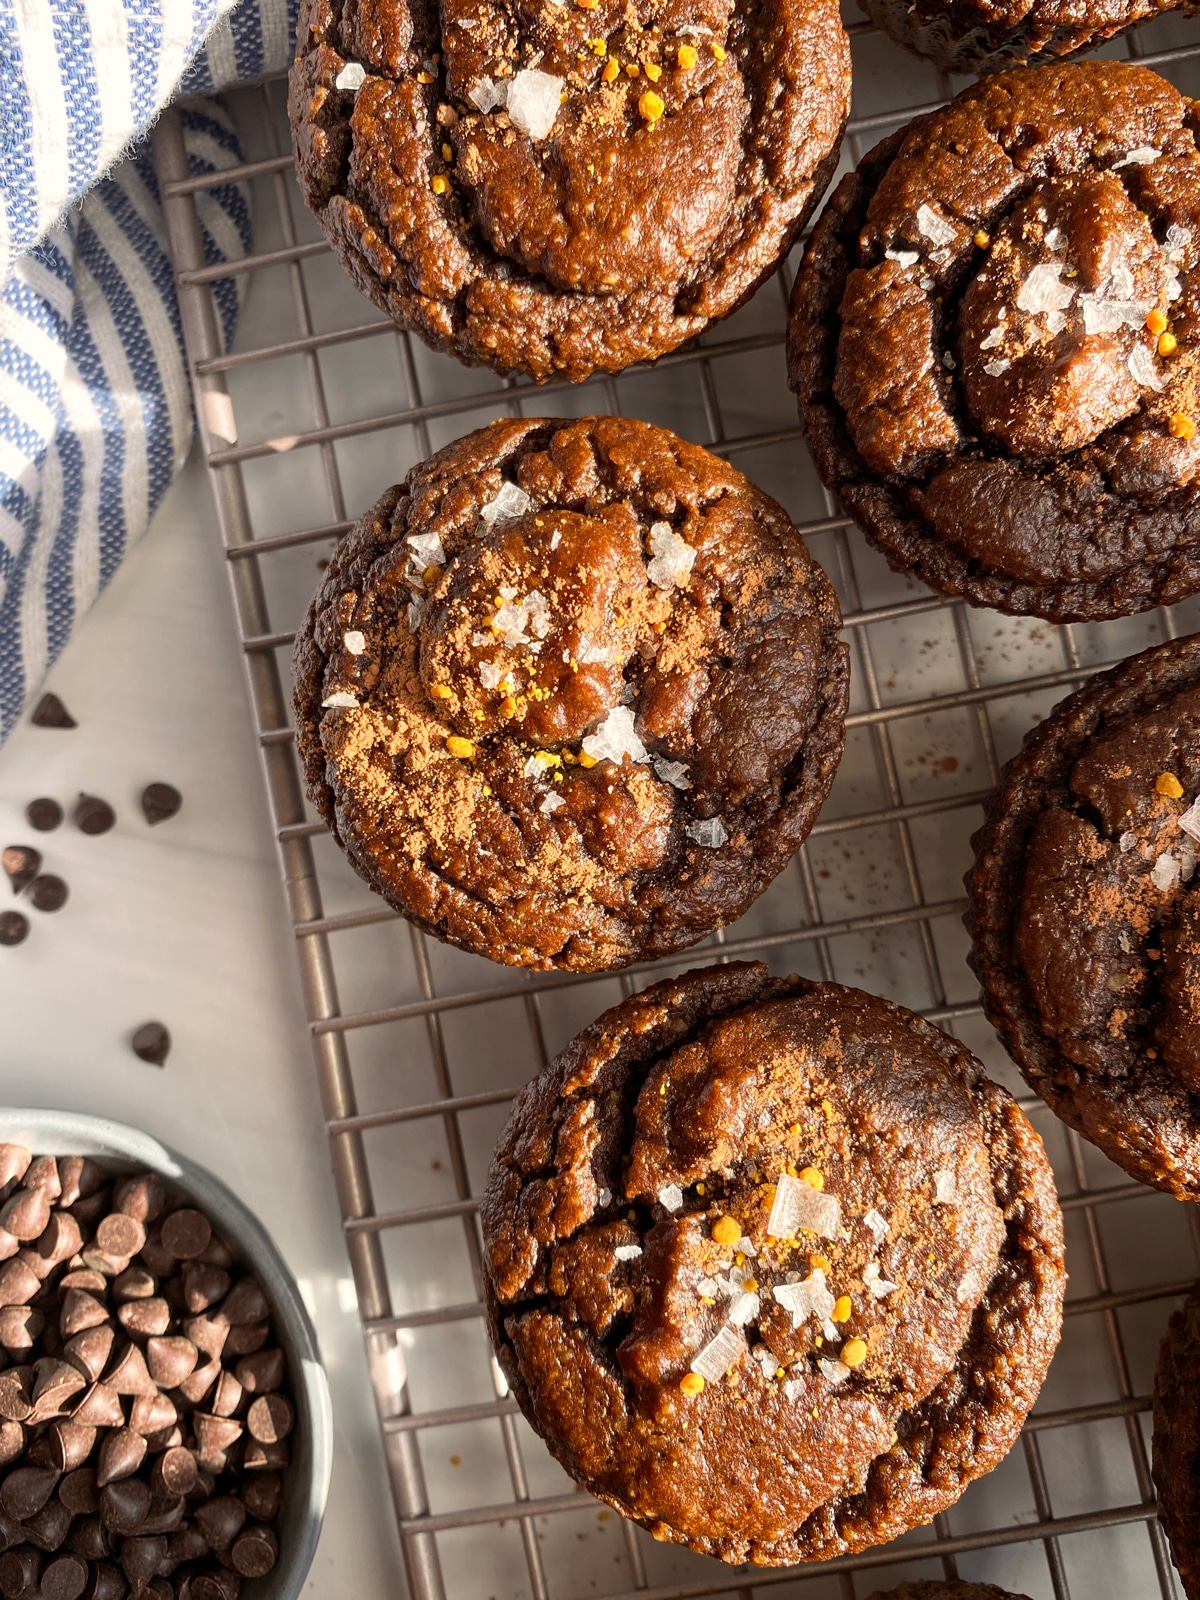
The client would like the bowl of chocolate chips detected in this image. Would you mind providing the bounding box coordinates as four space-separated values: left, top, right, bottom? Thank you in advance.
0 1109 333 1600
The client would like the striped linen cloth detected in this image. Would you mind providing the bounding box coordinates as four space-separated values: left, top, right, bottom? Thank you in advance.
0 0 297 742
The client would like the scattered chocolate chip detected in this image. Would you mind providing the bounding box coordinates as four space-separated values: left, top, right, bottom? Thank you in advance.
23 1157 59 1200
58 1466 100 1516
73 795 114 837
65 1514 108 1562
66 1189 110 1231
150 1446 197 1501
0 1150 30 1193
182 1262 229 1314
211 1370 243 1419
130 1023 170 1068
24 799 63 833
195 1495 246 1551
96 1427 146 1487
241 1470 282 1522
246 1392 293 1445
120 1534 166 1589
0 1545 42 1598
113 1175 165 1224
234 1348 284 1395
69 1385 123 1429
47 1422 96 1474
0 1464 60 1520
99 1475 151 1535
0 1369 32 1424
31 695 76 730
144 1336 197 1391
191 1573 242 1600
177 1360 219 1407
31 1357 86 1413
232 1522 278 1578
242 1437 288 1472
117 1297 169 1338
105 1343 156 1397
139 784 182 826
84 1562 125 1600
183 1316 228 1362
36 1215 82 1275
95 1215 144 1260
112 1266 155 1303
127 1392 176 1438
160 1209 210 1261
27 876 68 914
0 914 29 948
1 848 40 895
23 1494 72 1551
40 1554 87 1600
0 1188 51 1244
59 1289 109 1338
0 1307 42 1352
0 1425 23 1469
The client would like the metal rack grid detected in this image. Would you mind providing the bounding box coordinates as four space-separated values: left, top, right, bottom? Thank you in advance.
151 22 1200 1597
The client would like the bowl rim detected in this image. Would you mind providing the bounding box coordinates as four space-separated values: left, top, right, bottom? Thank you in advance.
0 1105 335 1600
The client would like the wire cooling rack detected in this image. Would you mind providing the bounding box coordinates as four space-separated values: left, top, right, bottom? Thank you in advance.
152 21 1200 1597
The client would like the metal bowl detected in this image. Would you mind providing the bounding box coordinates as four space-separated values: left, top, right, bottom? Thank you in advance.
0 1107 333 1599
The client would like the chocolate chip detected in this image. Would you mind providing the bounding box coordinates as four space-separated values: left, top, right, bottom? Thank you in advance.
1 849 40 896
30 1357 86 1415
105 1342 156 1396
181 1317 227 1362
84 1562 126 1600
22 1495 71 1551
24 799 62 833
73 795 115 836
128 1392 177 1438
150 1447 198 1501
96 1214 145 1260
40 1554 87 1600
24 1159 59 1202
138 1496 186 1537
114 1175 165 1225
65 1514 107 1561
57 1270 106 1294
241 1471 281 1522
246 1393 293 1444
0 1425 23 1469
27 876 68 914
231 1521 278 1577
0 1189 50 1244
190 1573 241 1600
66 1190 110 1231
58 1467 100 1515
241 1438 288 1472
234 1349 284 1395
69 1384 123 1429
35 1216 82 1277
31 695 76 730
0 1465 60 1520
167 1525 208 1564
194 1496 246 1551
144 1336 197 1392
182 1263 229 1314
131 1023 171 1068
0 915 28 949
96 1428 146 1487
59 1288 109 1338
121 1534 167 1588
0 1308 42 1352
211 1370 243 1420
221 1321 269 1358
112 1266 156 1303
0 1369 32 1423
99 1476 151 1535
176 1360 219 1407
0 1546 42 1598
45 1422 95 1474
192 1414 243 1472
140 784 182 826
160 1210 210 1261
0 1151 30 1195
117 1297 169 1341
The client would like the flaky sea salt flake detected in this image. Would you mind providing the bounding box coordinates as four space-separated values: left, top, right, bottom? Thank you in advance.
335 61 366 91
1016 262 1074 316
505 69 564 140
751 1344 778 1380
1044 226 1064 250
1178 799 1200 843
979 324 1005 350
1119 831 1138 852
767 1174 841 1241
407 530 445 568
577 641 618 665
885 248 920 268
863 1208 888 1244
343 630 366 655
469 77 507 113
479 662 503 690
1128 342 1166 392
864 1261 898 1299
696 1276 719 1297
539 792 565 815
818 1358 851 1386
1115 145 1159 166
658 1183 683 1212
479 481 531 526
933 1169 957 1205
653 757 691 790
613 1244 641 1261
321 691 359 709
408 599 428 632
735 1236 757 1258
727 1291 760 1327
582 705 649 766
597 1187 612 1207
686 817 728 849
1152 850 1182 890
689 1325 744 1382
916 202 956 247
646 522 696 590
983 359 1010 376
772 1268 835 1329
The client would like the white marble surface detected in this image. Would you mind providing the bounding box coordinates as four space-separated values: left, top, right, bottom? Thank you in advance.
0 447 403 1595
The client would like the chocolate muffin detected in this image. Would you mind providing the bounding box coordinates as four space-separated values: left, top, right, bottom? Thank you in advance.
292 417 849 972
968 633 1200 1200
287 0 850 382
868 1587 1033 1600
788 61 1200 624
1153 1281 1200 1600
480 962 1065 1564
859 0 1189 77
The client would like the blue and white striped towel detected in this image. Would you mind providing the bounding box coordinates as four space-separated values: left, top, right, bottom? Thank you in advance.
0 0 296 742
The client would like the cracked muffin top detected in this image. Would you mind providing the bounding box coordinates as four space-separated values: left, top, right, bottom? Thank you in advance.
287 0 849 379
481 962 1064 1564
969 632 1200 1199
292 417 848 971
789 61 1200 622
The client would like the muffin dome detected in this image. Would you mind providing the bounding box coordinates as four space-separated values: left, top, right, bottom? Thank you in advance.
481 963 1064 1564
789 62 1200 622
289 0 850 379
292 418 848 971
969 633 1200 1200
